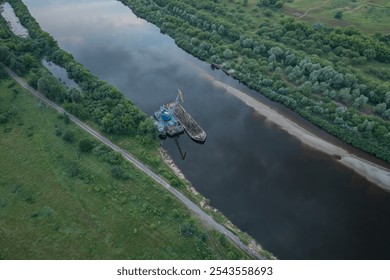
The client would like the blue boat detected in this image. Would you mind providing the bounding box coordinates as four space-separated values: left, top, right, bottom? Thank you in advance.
154 90 206 142
154 94 184 138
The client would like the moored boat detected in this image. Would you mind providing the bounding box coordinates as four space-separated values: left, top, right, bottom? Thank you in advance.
153 90 206 142
168 103 206 142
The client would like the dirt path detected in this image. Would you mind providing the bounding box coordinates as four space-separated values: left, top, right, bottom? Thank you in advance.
297 0 331 19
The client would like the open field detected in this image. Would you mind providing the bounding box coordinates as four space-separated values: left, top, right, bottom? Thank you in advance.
0 73 248 259
284 0 390 34
221 0 390 34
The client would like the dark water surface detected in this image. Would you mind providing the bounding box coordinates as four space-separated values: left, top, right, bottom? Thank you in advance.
23 0 390 259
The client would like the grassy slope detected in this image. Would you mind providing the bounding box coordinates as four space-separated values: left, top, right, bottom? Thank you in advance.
0 74 248 260
283 0 390 34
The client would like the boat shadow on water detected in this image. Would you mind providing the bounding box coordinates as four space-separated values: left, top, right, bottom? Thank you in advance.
161 132 206 161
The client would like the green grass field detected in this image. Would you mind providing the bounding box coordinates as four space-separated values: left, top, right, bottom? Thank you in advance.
220 0 389 34
0 72 249 260
283 0 390 34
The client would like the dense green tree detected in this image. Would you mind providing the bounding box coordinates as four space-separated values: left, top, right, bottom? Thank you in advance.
37 73 66 103
263 9 272 17
111 165 128 180
385 92 390 105
334 11 343 19
62 130 74 142
374 103 387 115
67 87 83 103
223 48 233 59
364 49 377 60
353 95 368 109
383 109 390 120
78 138 95 153
0 46 11 63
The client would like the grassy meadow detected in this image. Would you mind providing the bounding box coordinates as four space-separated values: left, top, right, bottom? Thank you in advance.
283 0 390 34
221 0 389 34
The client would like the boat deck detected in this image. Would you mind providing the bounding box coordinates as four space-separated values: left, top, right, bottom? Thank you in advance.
169 103 206 142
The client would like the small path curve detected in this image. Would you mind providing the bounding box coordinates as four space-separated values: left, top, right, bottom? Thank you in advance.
298 0 331 19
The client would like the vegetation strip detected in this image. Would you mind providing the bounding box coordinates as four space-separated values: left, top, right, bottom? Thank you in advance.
2 64 263 260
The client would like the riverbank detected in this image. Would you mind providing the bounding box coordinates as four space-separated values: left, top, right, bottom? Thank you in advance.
199 72 390 191
2 64 260 259
120 0 390 165
160 147 273 259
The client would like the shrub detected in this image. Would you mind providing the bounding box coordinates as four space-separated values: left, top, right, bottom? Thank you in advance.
62 130 74 142
78 138 94 153
111 165 128 180
334 11 343 19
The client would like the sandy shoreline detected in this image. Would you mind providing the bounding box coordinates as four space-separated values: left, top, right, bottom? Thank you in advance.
199 72 390 191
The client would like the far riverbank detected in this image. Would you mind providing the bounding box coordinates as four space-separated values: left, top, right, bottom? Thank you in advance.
198 71 390 191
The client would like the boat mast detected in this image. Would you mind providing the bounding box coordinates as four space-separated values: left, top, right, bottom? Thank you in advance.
171 89 184 113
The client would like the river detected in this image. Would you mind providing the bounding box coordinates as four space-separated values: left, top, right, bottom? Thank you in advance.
22 0 390 259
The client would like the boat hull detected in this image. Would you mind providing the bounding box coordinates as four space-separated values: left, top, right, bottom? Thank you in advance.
169 103 206 142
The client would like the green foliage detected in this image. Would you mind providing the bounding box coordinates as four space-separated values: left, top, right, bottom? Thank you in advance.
110 165 128 180
61 130 74 142
117 0 390 163
263 9 273 17
334 11 343 19
54 127 62 137
0 0 256 260
1 0 156 141
78 138 95 153
63 113 70 124
284 0 390 34
0 79 248 259
223 48 233 59
93 144 123 165
66 87 83 103
37 72 66 103
275 1 284 8
258 0 284 8
26 70 40 89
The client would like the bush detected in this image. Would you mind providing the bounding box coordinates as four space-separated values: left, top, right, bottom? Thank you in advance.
0 114 9 124
78 138 94 153
275 1 283 8
54 128 62 136
63 113 70 124
334 11 343 19
111 165 128 180
263 9 272 17
62 130 74 142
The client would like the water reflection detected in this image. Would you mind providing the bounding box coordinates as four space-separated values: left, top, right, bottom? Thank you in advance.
0 2 29 38
173 136 187 160
23 0 390 259
42 59 79 88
